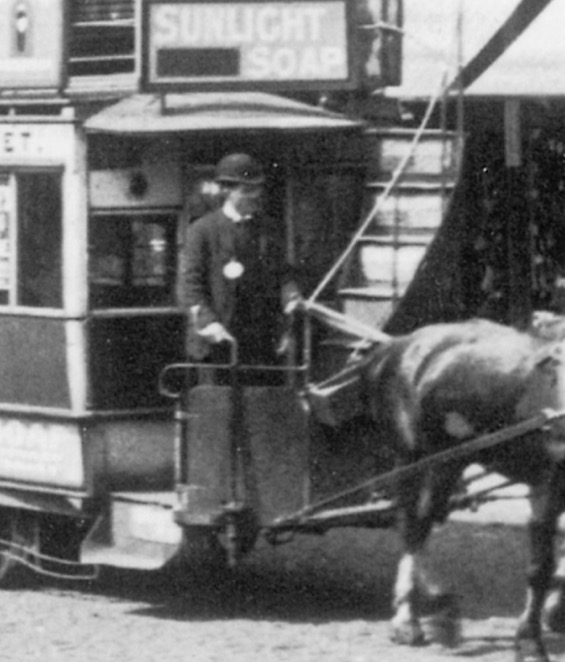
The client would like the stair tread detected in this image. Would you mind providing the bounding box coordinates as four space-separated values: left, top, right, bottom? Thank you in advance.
340 286 407 298
365 127 458 139
366 179 456 190
356 234 432 245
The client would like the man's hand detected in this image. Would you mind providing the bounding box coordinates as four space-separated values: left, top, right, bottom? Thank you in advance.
197 322 234 344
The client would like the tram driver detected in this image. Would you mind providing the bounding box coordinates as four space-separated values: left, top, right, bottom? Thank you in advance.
183 152 301 382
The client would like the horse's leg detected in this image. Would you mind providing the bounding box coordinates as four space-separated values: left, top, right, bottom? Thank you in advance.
414 467 463 647
515 479 560 662
544 551 565 633
544 464 565 634
390 480 430 647
391 467 461 646
388 402 427 645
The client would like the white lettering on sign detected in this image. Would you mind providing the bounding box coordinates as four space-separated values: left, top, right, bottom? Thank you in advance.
153 5 326 46
0 418 84 487
150 1 348 81
0 129 32 154
0 124 74 160
247 45 344 79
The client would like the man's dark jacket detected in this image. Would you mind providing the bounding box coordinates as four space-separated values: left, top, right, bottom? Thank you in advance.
183 208 296 363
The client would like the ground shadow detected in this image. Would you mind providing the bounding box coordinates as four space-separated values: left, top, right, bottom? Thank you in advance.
30 518 564 642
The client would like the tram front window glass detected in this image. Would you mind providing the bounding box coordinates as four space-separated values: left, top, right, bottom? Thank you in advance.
89 213 176 309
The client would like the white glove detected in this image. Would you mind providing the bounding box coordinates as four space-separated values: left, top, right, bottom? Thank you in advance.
197 322 234 344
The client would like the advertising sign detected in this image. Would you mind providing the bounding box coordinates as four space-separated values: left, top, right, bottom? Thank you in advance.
0 0 66 91
0 122 75 160
143 0 354 92
0 418 84 488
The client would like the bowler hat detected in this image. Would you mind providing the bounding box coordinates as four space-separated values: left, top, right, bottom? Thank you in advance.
215 153 265 185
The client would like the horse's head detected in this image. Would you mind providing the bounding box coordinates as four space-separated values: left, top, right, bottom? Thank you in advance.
530 310 565 341
516 327 565 454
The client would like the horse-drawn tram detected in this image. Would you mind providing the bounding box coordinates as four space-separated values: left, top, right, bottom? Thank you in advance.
5 0 565 660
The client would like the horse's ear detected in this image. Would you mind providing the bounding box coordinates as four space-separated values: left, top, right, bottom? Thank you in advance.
532 310 558 328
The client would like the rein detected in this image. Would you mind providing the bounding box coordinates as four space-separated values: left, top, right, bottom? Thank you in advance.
273 407 565 528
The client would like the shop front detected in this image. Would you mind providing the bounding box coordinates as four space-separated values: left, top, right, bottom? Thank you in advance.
380 1 565 333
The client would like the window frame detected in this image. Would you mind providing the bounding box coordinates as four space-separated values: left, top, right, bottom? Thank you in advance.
88 208 179 313
0 167 64 314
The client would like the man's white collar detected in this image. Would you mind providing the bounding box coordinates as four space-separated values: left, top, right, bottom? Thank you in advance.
223 200 248 223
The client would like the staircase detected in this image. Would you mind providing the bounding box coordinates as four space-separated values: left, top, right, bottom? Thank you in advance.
338 127 460 329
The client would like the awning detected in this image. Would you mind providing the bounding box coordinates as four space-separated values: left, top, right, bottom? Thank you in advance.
384 0 562 99
384 0 524 99
84 91 362 134
466 0 565 96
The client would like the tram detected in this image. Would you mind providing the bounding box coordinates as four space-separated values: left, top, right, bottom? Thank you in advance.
0 0 554 583
0 87 386 579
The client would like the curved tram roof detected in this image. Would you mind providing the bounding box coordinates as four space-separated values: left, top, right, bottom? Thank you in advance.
84 91 363 135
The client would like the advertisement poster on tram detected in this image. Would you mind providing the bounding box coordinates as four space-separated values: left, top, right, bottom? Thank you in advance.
0 174 13 294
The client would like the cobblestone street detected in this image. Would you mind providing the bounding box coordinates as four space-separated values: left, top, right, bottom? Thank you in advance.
3 518 565 662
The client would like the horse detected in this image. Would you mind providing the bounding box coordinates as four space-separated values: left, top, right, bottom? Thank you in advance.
357 316 565 662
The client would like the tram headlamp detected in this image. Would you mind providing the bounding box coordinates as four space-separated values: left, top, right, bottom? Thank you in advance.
129 171 148 199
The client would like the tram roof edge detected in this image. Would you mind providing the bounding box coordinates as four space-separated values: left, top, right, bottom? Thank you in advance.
83 92 363 135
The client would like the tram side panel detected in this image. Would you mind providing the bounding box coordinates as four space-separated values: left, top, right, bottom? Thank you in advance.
84 313 185 492
0 313 184 495
0 317 70 409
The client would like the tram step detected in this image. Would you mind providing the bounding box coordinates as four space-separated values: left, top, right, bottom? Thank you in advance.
80 490 181 570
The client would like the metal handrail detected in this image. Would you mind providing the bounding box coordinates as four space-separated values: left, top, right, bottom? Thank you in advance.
158 339 239 399
158 340 310 400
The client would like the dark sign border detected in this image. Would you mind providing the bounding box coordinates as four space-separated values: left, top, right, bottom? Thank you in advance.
141 0 356 93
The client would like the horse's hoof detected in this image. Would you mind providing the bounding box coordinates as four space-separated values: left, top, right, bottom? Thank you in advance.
544 588 565 633
422 610 462 648
418 592 462 647
514 637 552 662
417 591 460 617
389 619 426 646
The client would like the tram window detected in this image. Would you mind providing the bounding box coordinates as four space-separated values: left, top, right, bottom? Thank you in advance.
89 213 176 309
0 174 10 306
18 173 63 308
0 171 62 308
